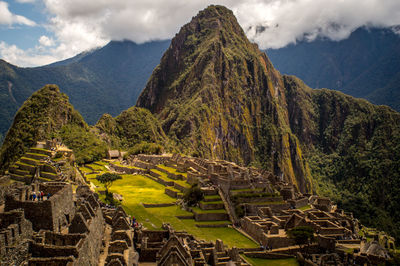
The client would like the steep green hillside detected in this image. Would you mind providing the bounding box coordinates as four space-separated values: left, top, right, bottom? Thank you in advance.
0 84 106 171
284 75 400 241
0 40 169 141
137 5 400 240
95 106 168 150
137 5 312 192
267 27 400 111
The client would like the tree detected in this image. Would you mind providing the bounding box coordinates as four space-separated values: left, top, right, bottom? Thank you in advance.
96 173 122 193
287 226 315 251
183 184 204 206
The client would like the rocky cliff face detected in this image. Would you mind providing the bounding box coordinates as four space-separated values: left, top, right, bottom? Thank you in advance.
137 5 312 192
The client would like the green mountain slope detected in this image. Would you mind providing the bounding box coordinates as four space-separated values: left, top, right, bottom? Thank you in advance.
137 5 312 192
95 106 168 149
284 75 400 239
137 5 400 240
0 84 106 171
0 40 170 142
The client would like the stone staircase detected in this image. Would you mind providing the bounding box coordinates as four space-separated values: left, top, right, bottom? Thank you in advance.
191 189 230 226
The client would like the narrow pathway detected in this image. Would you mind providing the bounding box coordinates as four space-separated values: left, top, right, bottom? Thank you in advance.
218 189 238 224
98 224 112 265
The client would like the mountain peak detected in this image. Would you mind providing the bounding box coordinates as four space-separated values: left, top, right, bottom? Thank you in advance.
137 5 267 112
136 5 311 192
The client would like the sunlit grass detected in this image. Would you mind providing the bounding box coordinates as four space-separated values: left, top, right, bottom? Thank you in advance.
90 171 257 248
157 164 188 177
298 205 312 211
152 169 190 188
242 255 299 266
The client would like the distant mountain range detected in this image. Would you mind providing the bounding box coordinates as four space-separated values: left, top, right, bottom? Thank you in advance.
1 25 400 146
0 40 170 142
1 5 400 242
266 27 400 111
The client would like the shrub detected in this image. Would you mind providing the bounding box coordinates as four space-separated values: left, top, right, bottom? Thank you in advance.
126 142 163 157
183 184 204 206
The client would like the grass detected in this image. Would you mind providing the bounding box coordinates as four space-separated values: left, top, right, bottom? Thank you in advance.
204 195 221 200
26 152 48 158
85 163 107 171
152 169 191 188
200 200 223 204
113 161 143 170
191 207 227 213
247 201 285 205
157 164 188 177
90 171 257 248
79 167 93 173
242 255 299 266
299 205 312 211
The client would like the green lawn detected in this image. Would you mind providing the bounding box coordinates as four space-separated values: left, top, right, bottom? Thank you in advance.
204 195 221 200
242 256 299 266
86 163 107 171
152 169 191 188
200 200 223 204
113 161 143 170
90 172 257 248
157 164 188 177
79 166 93 174
191 207 227 213
299 205 312 211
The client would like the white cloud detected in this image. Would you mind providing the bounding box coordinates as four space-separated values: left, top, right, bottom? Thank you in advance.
235 0 400 49
38 35 54 47
4 0 400 66
0 1 36 26
41 0 400 52
0 41 58 66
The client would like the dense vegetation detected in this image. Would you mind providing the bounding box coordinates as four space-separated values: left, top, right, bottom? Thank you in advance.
284 75 400 243
0 85 84 171
267 27 400 112
137 5 313 192
137 5 400 241
0 40 169 140
1 3 400 245
0 84 106 171
57 124 107 164
95 106 168 150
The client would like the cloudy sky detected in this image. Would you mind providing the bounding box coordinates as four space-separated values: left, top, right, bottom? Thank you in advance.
1 0 400 67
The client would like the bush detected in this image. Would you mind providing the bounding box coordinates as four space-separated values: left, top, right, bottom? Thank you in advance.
104 191 121 206
126 142 163 157
183 184 204 206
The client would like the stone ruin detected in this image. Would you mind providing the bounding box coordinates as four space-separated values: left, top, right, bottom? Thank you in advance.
134 223 249 265
0 178 252 265
1 151 395 265
114 153 396 265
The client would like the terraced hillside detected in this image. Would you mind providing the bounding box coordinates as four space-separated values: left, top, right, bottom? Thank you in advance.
8 147 59 183
76 153 385 265
79 158 257 250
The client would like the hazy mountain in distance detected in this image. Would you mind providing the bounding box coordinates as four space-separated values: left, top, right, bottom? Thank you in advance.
0 40 170 142
266 27 400 111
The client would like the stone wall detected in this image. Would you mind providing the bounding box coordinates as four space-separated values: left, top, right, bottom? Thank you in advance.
193 212 229 221
0 210 33 263
5 183 75 232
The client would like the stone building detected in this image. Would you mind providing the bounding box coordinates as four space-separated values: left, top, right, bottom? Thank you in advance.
5 182 75 232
